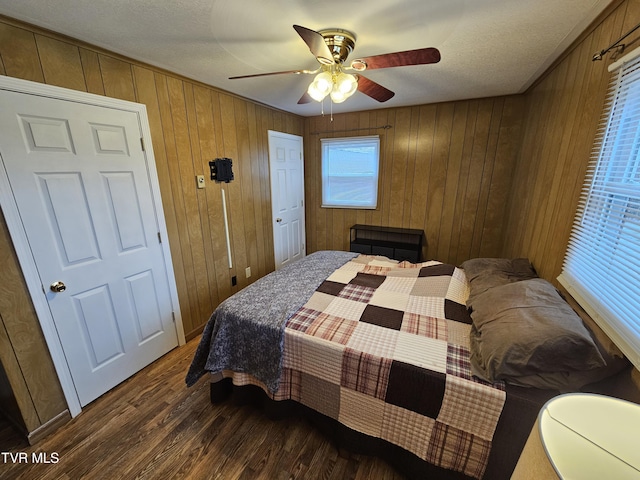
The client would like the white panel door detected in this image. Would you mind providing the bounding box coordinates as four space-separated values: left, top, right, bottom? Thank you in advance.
0 89 179 406
268 131 305 270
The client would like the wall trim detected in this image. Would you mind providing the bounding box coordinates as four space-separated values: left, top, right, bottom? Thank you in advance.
27 410 72 445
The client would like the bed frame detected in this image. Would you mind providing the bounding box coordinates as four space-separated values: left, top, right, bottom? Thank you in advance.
210 378 559 480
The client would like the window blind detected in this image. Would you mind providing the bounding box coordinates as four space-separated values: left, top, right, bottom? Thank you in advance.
558 49 640 370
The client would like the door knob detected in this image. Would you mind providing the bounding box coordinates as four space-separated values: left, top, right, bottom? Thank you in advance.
276 218 282 223
50 281 66 293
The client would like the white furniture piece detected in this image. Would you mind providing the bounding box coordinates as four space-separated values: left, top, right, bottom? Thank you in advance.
513 393 640 479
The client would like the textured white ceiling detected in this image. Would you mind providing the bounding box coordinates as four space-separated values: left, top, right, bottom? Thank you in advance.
0 0 611 116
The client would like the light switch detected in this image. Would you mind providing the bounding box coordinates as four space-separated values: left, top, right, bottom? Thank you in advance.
196 175 206 189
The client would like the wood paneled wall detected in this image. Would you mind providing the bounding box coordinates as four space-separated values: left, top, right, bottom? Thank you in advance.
0 16 303 434
501 0 640 282
303 97 525 266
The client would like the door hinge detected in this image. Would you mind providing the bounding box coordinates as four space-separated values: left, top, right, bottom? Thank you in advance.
157 232 162 243
140 137 145 151
171 311 175 323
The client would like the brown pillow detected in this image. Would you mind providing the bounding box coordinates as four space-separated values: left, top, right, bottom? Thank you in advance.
495 335 629 391
461 257 538 306
469 278 606 383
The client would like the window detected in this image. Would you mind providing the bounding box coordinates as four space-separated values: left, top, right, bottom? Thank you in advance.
321 136 380 209
558 49 640 370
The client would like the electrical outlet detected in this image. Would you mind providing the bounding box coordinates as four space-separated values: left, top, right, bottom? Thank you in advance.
245 266 251 278
231 275 237 286
196 175 206 189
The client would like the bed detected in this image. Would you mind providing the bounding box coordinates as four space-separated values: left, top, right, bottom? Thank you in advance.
186 250 629 479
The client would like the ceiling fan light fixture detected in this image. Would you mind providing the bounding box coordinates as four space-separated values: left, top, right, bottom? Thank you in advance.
329 89 347 103
335 72 358 95
308 70 358 104
331 72 358 102
307 71 333 101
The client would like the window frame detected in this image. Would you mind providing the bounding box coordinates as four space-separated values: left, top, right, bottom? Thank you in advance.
320 135 380 209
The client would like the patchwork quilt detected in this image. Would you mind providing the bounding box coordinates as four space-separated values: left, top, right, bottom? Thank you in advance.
220 255 506 479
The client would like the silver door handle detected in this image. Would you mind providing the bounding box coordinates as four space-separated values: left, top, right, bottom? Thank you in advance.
276 218 282 223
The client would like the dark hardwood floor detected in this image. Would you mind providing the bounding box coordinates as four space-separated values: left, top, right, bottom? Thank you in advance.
0 337 403 480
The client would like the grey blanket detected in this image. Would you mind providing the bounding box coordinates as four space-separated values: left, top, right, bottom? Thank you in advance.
185 250 357 392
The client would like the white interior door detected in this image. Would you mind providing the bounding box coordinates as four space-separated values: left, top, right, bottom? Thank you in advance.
0 87 179 407
268 131 306 270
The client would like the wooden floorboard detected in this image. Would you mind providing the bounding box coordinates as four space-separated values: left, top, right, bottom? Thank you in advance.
0 338 404 480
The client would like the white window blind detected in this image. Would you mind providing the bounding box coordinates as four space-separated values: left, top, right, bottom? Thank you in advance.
558 49 640 370
321 136 380 209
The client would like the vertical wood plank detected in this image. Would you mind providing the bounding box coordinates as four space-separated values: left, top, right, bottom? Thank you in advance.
234 98 257 289
410 105 436 259
98 54 136 102
440 100 470 263
259 106 276 273
246 102 266 280
388 108 411 228
0 315 39 432
401 107 420 228
482 96 524 258
303 117 317 253
471 98 503 260
379 109 396 229
80 48 105 95
0 23 44 82
35 35 86 91
426 103 454 259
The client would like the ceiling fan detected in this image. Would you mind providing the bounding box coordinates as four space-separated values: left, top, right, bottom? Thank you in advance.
229 25 441 104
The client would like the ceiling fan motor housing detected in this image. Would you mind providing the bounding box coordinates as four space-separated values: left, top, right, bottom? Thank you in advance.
319 28 356 64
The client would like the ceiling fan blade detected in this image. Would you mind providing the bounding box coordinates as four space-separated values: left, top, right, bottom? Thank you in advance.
357 75 395 102
355 47 441 70
293 24 334 65
297 92 313 104
229 69 311 80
